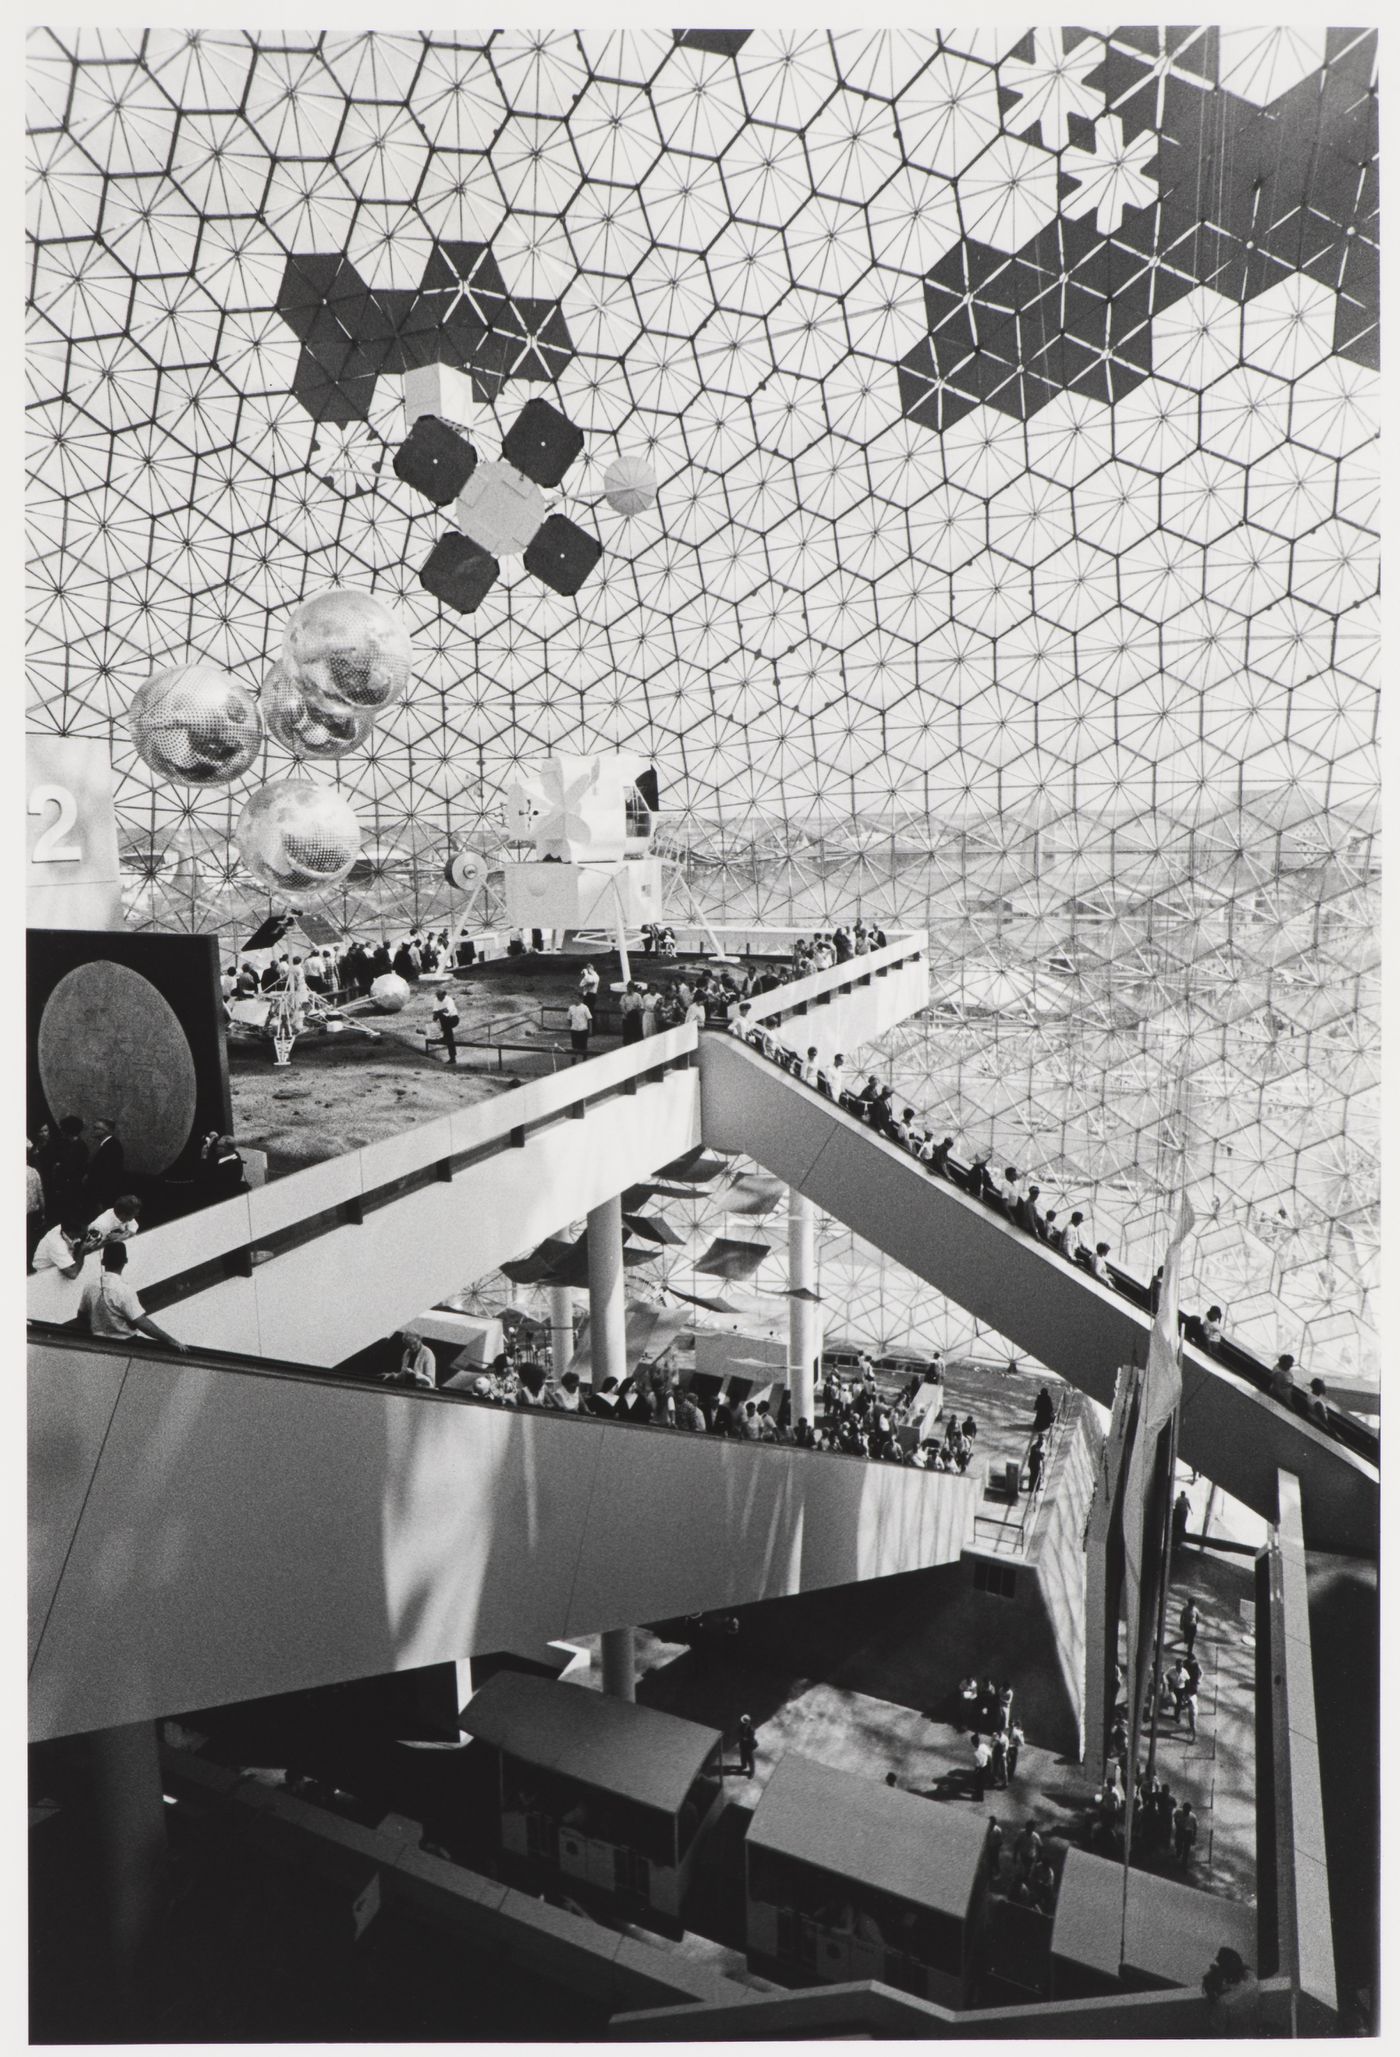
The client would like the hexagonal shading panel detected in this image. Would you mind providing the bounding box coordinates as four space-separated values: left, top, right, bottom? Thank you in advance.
502 395 586 488
524 512 604 595
25 26 1380 1379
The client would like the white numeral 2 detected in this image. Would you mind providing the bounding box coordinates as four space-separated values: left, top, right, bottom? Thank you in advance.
29 784 83 863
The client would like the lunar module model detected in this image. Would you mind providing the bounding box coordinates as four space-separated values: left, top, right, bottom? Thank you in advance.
501 753 664 983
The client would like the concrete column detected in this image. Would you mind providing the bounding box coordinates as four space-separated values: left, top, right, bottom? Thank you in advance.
549 1285 575 1377
787 1187 820 1430
84 1719 168 2014
591 1199 632 1707
586 1195 626 1394
601 1625 636 1701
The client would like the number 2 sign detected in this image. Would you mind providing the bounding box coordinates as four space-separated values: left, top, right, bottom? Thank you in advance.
26 734 124 930
28 784 84 864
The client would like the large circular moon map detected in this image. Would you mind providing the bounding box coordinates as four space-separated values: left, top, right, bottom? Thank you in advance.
37 961 199 1175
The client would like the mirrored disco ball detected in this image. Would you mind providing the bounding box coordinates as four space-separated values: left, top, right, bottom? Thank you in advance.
127 663 263 784
282 589 412 715
262 659 374 760
369 972 410 1013
234 779 362 895
603 452 657 516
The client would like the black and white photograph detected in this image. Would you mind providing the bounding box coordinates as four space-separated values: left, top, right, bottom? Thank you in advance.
24 17 1379 2044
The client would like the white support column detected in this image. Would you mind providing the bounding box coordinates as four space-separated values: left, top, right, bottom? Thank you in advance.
788 1187 820 1431
590 1195 634 1703
587 1195 626 1397
549 1286 575 1377
600 1625 636 1702
610 875 633 989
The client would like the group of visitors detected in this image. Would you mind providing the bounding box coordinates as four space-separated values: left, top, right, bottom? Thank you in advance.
27 1152 186 1353
223 927 491 1012
1091 1767 1199 1870
225 948 349 1002
1091 1599 1207 1867
28 1115 125 1236
428 1333 969 1478
568 951 823 1055
27 1107 248 1273
731 1026 1370 1462
790 920 888 974
27 1110 243 1351
987 1819 1059 1914
957 1675 1015 1738
970 1716 1027 1801
27 1116 132 1269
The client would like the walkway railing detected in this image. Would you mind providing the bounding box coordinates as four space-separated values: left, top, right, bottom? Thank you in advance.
26 1025 701 1334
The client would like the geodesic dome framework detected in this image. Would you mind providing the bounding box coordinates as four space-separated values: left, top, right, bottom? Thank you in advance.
26 26 1378 1375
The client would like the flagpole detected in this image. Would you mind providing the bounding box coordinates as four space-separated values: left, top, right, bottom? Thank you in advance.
1119 1181 1193 1975
1143 1404 1178 1786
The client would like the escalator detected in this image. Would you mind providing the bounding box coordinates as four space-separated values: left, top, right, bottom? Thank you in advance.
697 1035 1377 1558
28 1327 979 1741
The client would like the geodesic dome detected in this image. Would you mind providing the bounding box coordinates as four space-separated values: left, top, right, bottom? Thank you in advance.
26 26 1378 1375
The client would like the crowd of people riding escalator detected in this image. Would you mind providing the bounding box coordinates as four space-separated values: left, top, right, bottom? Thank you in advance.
721 1010 1376 1466
389 1333 981 1475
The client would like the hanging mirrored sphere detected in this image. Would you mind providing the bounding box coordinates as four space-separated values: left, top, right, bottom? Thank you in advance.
234 779 362 895
127 663 263 784
263 659 374 760
282 588 412 714
603 451 658 516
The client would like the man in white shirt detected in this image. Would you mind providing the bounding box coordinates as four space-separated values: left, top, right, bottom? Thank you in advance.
578 962 600 999
33 1215 96 1279
432 985 460 1065
567 998 592 1062
1058 1210 1086 1264
79 1245 186 1350
87 1194 142 1245
728 1001 753 1036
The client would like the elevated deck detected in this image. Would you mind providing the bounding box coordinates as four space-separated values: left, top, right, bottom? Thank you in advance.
28 931 927 1367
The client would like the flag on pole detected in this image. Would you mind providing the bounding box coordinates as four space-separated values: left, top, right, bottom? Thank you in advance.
1122 1189 1195 1683
1119 1187 1195 1896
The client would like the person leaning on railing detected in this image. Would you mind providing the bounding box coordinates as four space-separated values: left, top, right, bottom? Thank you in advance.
78 1243 187 1352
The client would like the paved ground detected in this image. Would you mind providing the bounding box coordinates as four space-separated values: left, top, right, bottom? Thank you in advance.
570 1519 1257 1922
